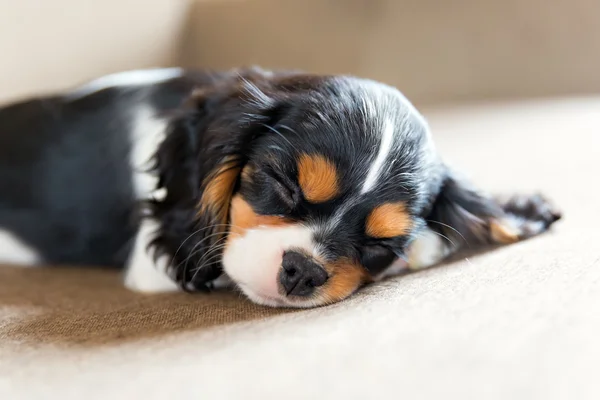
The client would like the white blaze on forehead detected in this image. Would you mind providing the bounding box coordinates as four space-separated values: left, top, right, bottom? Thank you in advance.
361 118 395 194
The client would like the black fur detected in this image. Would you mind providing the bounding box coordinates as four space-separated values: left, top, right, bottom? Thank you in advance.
0 71 223 268
425 172 504 247
0 90 140 266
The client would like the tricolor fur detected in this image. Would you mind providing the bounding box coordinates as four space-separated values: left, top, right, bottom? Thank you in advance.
0 67 561 308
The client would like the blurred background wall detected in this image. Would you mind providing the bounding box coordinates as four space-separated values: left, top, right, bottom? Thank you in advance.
0 0 190 103
2 0 600 107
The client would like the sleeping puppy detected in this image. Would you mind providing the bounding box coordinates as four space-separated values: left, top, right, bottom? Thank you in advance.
0 67 561 307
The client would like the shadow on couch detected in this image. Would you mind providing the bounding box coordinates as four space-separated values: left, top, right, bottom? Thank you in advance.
0 241 509 348
0 265 293 347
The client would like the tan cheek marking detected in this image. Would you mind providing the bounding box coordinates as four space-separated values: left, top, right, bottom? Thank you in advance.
228 195 291 238
297 153 339 203
318 259 371 304
365 202 412 238
198 158 240 223
489 219 520 244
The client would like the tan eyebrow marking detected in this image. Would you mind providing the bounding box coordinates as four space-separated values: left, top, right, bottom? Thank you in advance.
365 202 412 238
297 153 339 203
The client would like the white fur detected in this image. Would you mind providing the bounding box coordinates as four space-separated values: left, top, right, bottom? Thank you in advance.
123 218 178 293
374 257 408 281
0 230 40 266
222 225 319 307
361 118 395 193
503 214 545 238
357 77 428 128
241 78 273 109
374 227 451 280
129 105 169 201
406 227 451 270
121 104 175 293
66 68 184 100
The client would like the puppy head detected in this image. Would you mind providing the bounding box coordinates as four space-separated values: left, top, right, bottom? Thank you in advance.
153 71 442 307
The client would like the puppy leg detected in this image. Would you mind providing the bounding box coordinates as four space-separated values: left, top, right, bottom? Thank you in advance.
491 194 562 243
123 218 179 293
407 175 561 271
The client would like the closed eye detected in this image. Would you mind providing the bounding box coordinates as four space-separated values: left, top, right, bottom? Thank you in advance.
267 169 301 212
359 243 398 275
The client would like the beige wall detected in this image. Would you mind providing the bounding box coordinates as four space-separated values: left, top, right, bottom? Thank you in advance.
1 0 600 106
182 0 600 105
0 0 190 103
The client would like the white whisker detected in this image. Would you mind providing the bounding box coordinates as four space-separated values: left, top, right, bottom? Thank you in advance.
429 229 457 249
169 223 234 268
261 124 294 148
189 241 230 282
426 220 469 246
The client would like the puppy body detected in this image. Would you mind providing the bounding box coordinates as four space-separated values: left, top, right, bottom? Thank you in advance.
1 68 192 267
0 67 560 307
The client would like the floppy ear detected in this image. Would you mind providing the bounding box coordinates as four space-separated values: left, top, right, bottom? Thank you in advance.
422 168 561 257
148 77 286 290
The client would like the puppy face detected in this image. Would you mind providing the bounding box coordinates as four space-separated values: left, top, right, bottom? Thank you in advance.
219 76 442 307
153 72 442 307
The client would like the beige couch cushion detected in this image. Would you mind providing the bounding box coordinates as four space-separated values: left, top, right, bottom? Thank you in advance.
2 97 598 399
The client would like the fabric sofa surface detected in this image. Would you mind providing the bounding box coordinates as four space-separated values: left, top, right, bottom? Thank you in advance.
2 97 599 400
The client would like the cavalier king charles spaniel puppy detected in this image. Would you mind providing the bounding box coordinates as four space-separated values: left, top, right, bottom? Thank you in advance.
0 67 561 307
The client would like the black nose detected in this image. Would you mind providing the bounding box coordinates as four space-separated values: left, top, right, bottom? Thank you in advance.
280 251 328 297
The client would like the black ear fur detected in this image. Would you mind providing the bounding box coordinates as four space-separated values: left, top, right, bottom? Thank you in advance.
425 172 503 249
148 78 288 290
148 105 215 290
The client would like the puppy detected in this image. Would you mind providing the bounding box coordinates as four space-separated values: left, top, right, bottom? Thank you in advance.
0 67 561 307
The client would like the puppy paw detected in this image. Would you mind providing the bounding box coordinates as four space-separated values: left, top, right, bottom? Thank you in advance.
491 194 562 243
501 194 562 227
